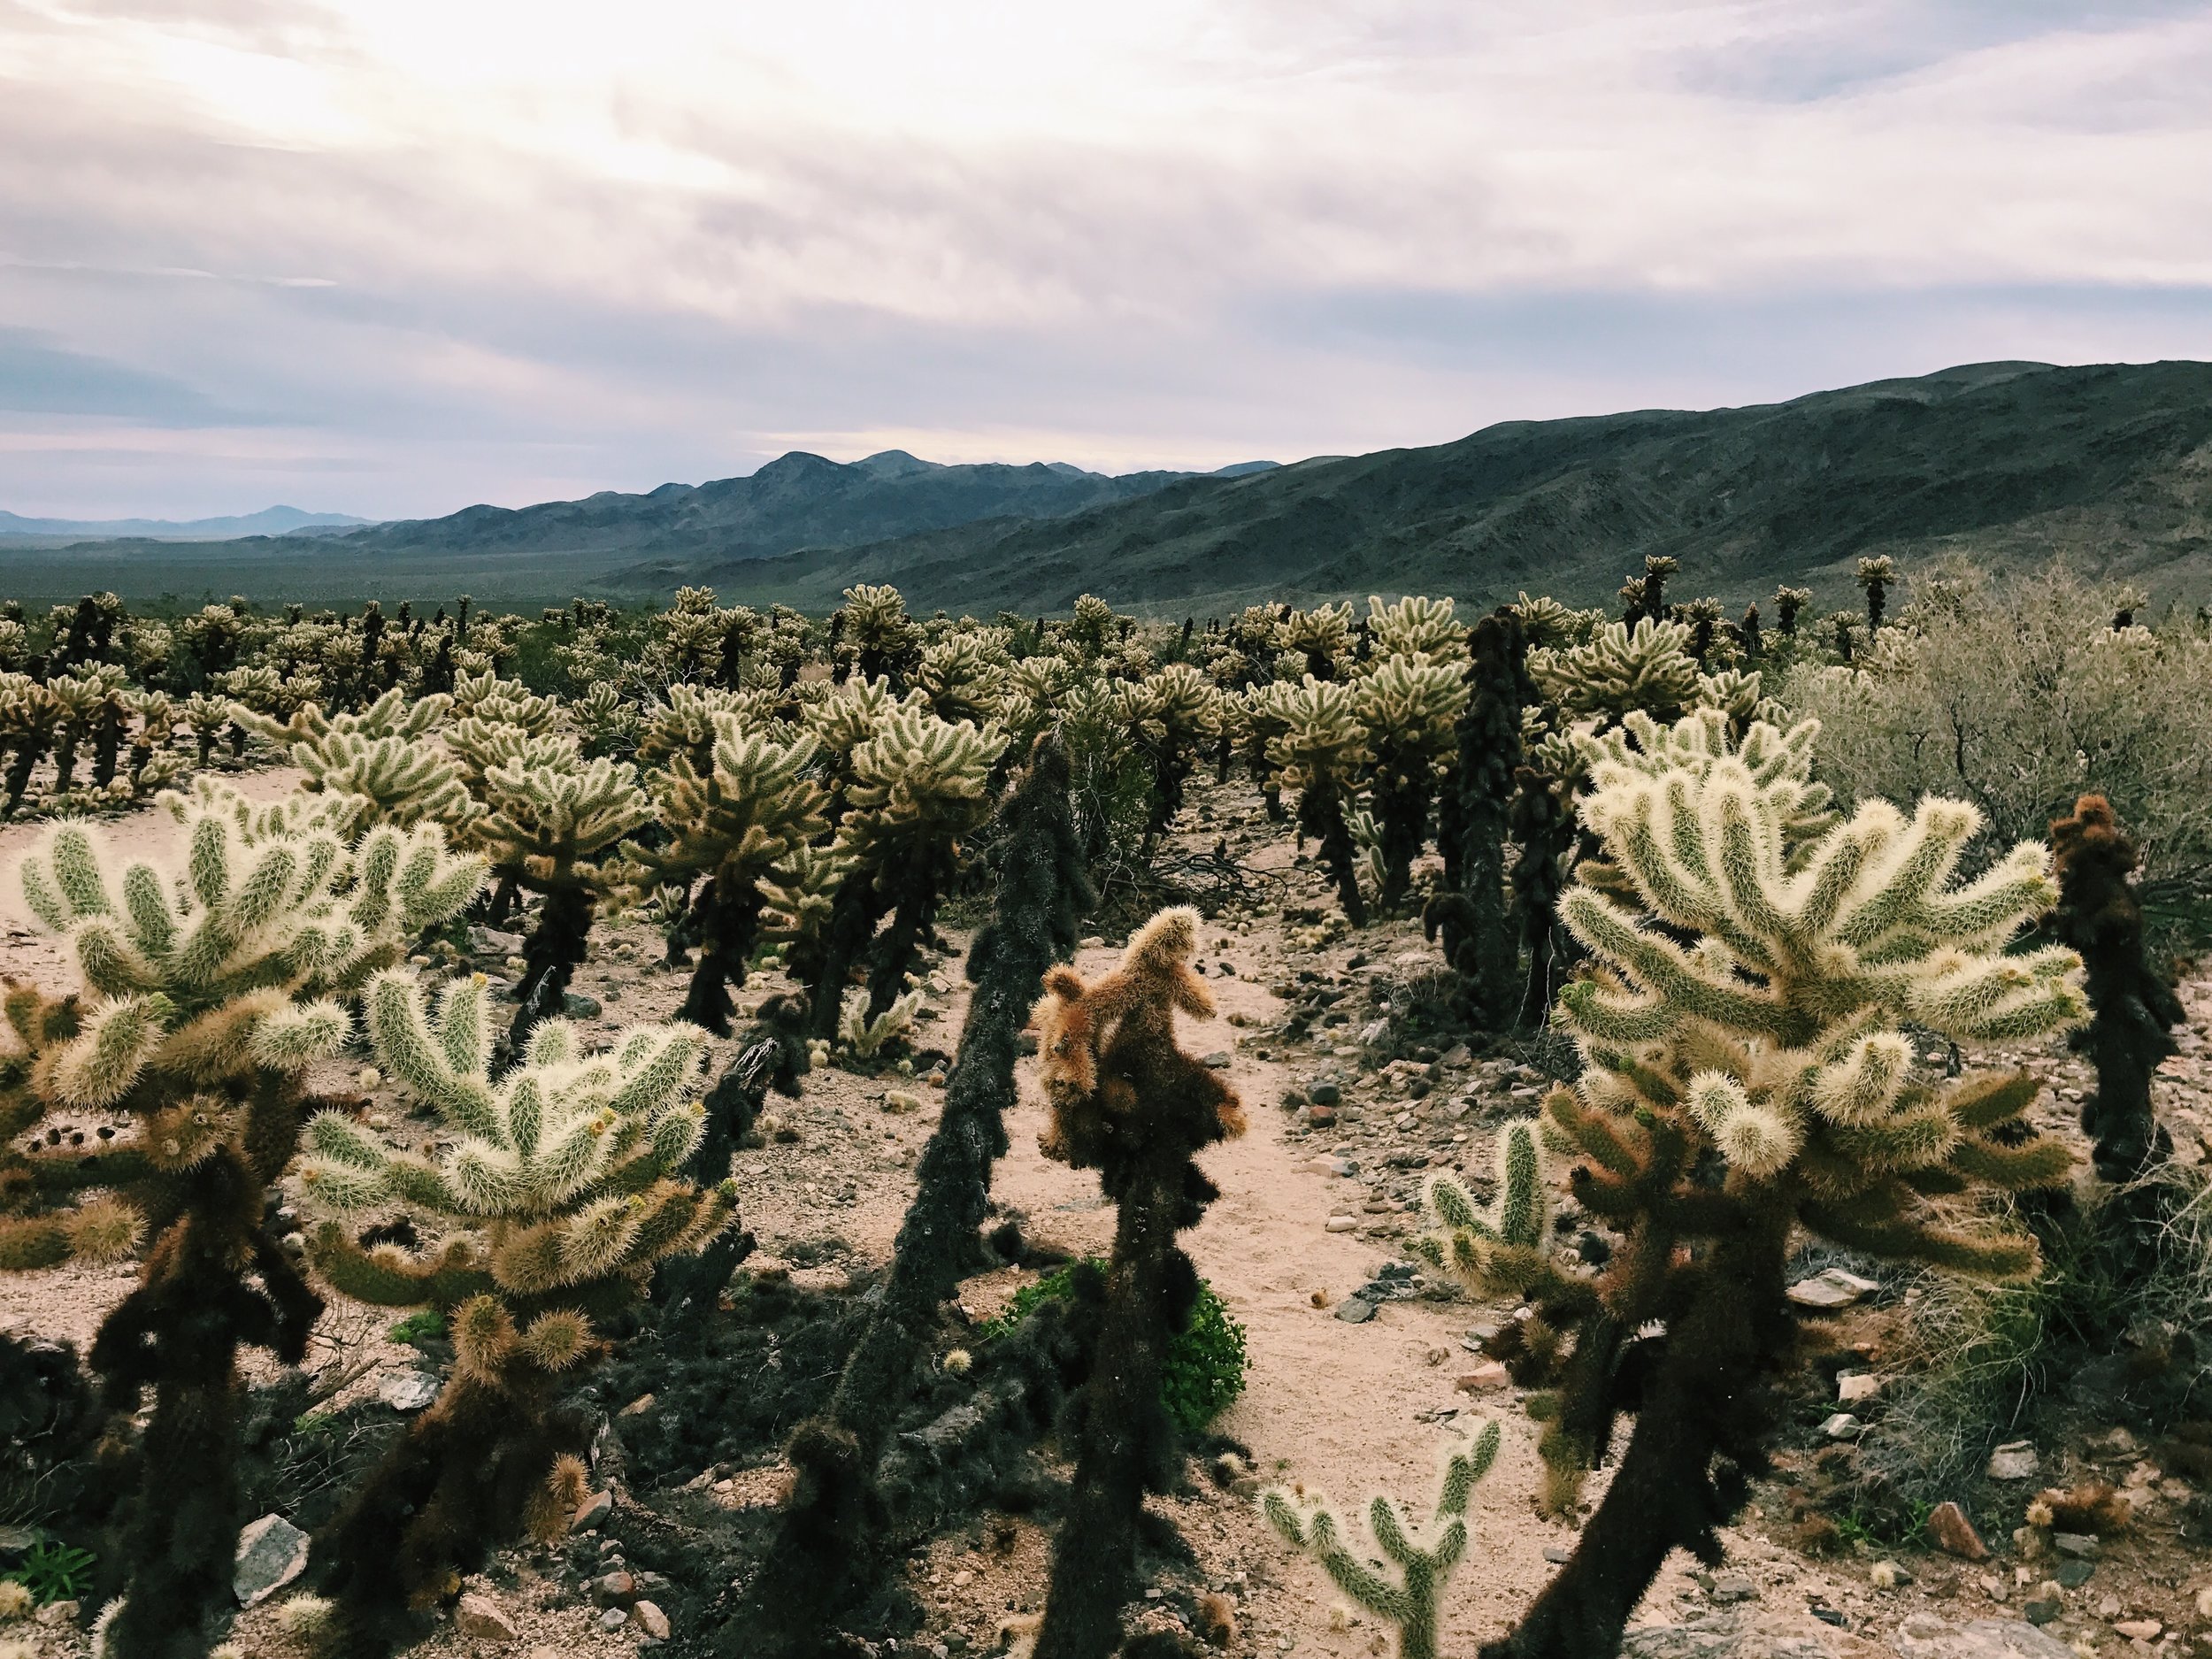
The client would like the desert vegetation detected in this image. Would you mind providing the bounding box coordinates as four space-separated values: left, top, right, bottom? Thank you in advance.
0 562 2207 1659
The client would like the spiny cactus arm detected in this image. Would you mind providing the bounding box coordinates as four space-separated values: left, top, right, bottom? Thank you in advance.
1557 888 1796 1043
1906 945 2087 1042
42 992 172 1109
305 1220 495 1309
361 971 505 1141
1798 1200 2039 1280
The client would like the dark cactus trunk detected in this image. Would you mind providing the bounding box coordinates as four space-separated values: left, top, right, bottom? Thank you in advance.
1483 1201 1790 1659
1508 765 1571 1028
1302 780 1365 927
743 741 1090 1656
1427 612 1531 1027
509 882 595 1051
677 874 765 1037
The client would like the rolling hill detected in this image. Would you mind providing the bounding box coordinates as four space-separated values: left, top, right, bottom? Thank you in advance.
683 360 2212 617
0 452 1267 604
0 506 370 542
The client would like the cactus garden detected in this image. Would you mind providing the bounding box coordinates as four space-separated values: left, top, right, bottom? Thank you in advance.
1 565 2211 1659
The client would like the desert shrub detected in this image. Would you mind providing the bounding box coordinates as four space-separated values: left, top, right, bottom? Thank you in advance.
1784 564 2212 936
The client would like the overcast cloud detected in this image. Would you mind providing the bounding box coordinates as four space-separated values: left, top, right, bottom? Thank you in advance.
4 0 2211 519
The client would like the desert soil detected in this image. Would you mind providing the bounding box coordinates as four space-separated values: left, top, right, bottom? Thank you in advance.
4 768 2212 1659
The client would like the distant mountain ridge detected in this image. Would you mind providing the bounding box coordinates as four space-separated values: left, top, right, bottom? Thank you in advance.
318 449 1279 568
0 505 370 541
684 360 2212 615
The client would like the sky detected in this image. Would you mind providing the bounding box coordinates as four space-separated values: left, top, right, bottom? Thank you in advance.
4 0 2212 522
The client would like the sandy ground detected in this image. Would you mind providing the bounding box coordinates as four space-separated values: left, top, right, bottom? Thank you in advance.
5 768 2212 1658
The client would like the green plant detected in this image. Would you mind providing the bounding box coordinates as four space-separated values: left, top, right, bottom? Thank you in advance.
387 1309 446 1347
9 1536 95 1606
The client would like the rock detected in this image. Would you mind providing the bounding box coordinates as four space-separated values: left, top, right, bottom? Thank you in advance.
1202 1050 1232 1069
1927 1501 1989 1561
618 1393 657 1417
1787 1268 1880 1310
34 1600 77 1625
1618 1627 1738 1659
1302 1156 1354 1177
1542 1545 1571 1564
573 1488 614 1530
2022 1586 2064 1626
456 1594 519 1642
2054 1560 2095 1590
378 1369 440 1411
1440 1045 1471 1067
2196 1585 2212 1618
1894 1617 2076 1657
1306 1104 1337 1128
234 1513 311 1607
469 926 524 955
634 1600 671 1640
0 1525 33 1559
1359 1019 1390 1045
1455 1363 1509 1393
1325 1216 1358 1233
1820 1412 1864 1440
1870 1560 1913 1589
594 1570 638 1606
1709 1573 1755 1603
599 1607 630 1632
563 992 602 1018
2113 1620 2160 1641
1986 1440 2040 1480
1309 1081 1342 1106
2051 1532 2098 1559
1334 1296 1376 1324
1838 1371 1881 1404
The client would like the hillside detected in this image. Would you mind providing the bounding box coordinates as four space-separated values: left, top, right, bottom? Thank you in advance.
0 506 370 542
686 360 2212 616
0 451 1261 604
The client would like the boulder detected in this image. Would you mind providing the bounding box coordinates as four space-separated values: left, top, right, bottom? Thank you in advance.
634 1601 672 1640
379 1370 440 1412
234 1514 310 1607
1986 1441 2040 1480
456 1594 518 1643
1926 1501 1989 1561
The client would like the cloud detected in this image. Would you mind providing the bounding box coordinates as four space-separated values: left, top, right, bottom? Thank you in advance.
2 0 2210 518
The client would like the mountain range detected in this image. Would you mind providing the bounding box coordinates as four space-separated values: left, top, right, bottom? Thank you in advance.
4 359 2208 611
0 506 370 542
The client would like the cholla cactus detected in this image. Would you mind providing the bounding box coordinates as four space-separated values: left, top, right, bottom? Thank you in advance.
473 742 652 1047
1774 585 1811 638
1122 663 1223 857
1419 718 2086 1659
1529 617 1701 726
302 971 734 1644
839 987 920 1062
0 795 481 1655
0 676 60 814
1032 908 1245 1659
180 691 232 767
834 584 923 688
1367 595 1467 665
1353 653 1465 910
1265 677 1371 925
237 687 474 833
1857 555 1898 631
1281 603 1354 680
570 681 638 758
916 630 1011 725
802 704 1006 1040
635 682 758 772
1261 1422 1502 1659
637 716 827 1033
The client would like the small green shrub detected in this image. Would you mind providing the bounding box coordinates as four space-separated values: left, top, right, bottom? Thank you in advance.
387 1309 446 1347
980 1258 1248 1433
10 1535 95 1605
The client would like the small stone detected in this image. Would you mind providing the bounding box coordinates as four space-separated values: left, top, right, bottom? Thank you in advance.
1787 1268 1879 1310
1307 1104 1338 1128
634 1600 671 1640
456 1594 519 1643
594 1570 638 1605
618 1393 657 1417
2052 1532 2099 1560
2055 1560 2095 1590
1987 1440 2041 1480
1820 1412 1863 1440
563 992 602 1018
1543 1545 1572 1564
573 1488 614 1530
1325 1216 1358 1233
1837 1371 1881 1404
2114 1620 2161 1641
1309 1081 1342 1106
1202 1050 1233 1069
599 1607 630 1632
1455 1362 1509 1393
469 926 524 955
1335 1296 1377 1324
0 1525 30 1560
2023 1584 2065 1624
34 1600 78 1625
234 1513 311 1607
1927 1501 1989 1561
1709 1573 1755 1603
2196 1585 2212 1618
1359 1018 1390 1044
378 1369 441 1412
